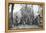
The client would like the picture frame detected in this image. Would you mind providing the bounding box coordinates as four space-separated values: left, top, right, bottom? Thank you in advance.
5 0 45 33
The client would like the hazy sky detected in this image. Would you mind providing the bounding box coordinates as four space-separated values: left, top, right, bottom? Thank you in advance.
13 4 22 13
9 4 42 18
13 4 22 18
33 5 39 18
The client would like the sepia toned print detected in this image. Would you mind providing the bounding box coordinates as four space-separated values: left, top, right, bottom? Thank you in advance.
8 3 44 30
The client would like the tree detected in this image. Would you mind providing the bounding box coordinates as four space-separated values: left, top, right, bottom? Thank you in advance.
20 4 34 25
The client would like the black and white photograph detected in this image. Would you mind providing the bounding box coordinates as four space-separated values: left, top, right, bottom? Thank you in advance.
8 3 44 30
